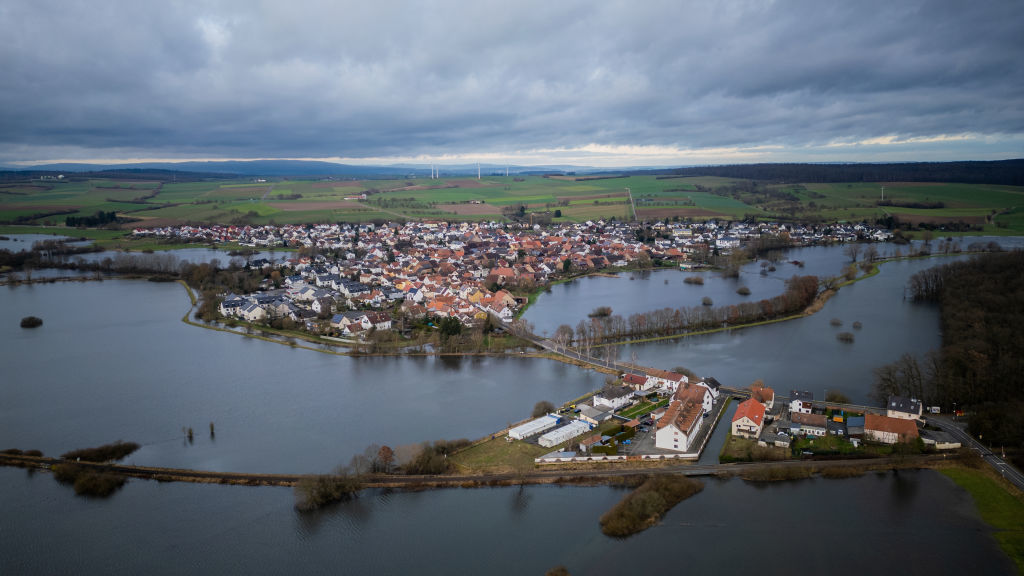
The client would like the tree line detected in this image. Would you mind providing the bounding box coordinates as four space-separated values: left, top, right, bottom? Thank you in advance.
875 250 1024 448
550 275 820 349
638 159 1024 186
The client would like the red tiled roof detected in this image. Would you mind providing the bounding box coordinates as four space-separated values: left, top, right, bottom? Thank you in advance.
732 398 765 426
623 374 647 386
865 414 919 438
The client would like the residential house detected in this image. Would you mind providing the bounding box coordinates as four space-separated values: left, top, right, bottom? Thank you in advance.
593 386 634 412
655 395 704 452
751 385 775 410
791 412 827 437
790 390 814 415
731 398 766 439
239 302 266 322
886 396 923 420
699 377 722 400
622 373 652 392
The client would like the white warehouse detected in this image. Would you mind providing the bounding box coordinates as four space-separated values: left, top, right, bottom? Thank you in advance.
538 420 593 448
508 414 560 440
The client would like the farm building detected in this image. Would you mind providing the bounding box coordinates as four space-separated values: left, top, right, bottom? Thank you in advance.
864 414 919 444
538 420 593 448
508 414 560 440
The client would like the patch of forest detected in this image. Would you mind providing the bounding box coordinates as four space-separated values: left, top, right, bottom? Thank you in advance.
881 250 1024 448
639 159 1024 186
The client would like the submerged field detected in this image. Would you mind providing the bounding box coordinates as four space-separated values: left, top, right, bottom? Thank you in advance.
2 173 1023 234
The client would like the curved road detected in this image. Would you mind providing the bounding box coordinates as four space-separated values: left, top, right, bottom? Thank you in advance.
927 416 1024 491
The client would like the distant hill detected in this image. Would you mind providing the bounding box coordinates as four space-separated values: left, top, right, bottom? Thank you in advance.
634 159 1024 186
0 160 601 179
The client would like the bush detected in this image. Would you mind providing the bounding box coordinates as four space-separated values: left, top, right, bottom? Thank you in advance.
51 463 126 497
736 286 751 296
852 321 863 330
836 332 855 343
701 297 713 306
830 318 842 327
532 400 556 417
20 316 43 328
61 441 140 463
683 276 704 285
294 474 363 511
741 465 814 482
599 475 703 537
592 445 618 456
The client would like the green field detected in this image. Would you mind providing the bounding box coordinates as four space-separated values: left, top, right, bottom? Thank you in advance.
941 467 1024 572
2 174 1023 234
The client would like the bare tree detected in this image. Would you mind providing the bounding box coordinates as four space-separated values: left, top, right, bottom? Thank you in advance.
843 243 861 263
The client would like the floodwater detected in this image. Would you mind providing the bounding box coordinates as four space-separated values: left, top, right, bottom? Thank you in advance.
1 239 1020 573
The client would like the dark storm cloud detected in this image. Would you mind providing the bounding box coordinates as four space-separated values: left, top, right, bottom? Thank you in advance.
0 0 1021 163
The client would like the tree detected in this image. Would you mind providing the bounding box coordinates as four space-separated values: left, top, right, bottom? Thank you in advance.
843 243 861 262
825 390 851 404
377 445 395 474
554 209 562 218
532 400 555 417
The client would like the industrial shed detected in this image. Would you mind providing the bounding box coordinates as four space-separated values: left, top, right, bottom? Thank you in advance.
508 414 560 440
538 420 593 448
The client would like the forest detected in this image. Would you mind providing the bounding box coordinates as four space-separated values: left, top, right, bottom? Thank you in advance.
641 159 1024 186
878 250 1024 448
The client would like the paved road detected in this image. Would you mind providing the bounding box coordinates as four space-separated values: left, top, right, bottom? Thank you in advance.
927 415 1024 491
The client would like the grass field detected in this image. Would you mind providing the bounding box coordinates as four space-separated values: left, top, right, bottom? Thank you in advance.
450 438 549 474
2 174 1023 234
941 467 1024 572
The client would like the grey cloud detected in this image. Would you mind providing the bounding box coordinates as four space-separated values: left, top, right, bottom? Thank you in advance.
0 0 1021 162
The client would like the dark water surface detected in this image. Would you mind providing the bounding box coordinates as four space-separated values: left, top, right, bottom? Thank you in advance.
2 241 1020 573
0 467 1012 575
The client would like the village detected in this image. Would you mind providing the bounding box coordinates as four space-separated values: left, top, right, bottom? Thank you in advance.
135 218 893 338
515 368 960 465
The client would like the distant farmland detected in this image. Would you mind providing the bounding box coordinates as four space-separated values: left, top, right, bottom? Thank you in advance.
1 173 1023 236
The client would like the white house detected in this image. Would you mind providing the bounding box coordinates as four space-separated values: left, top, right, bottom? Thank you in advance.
239 302 267 322
886 396 923 420
697 378 721 400
655 396 704 452
646 369 688 393
790 390 813 415
593 385 634 411
731 398 766 439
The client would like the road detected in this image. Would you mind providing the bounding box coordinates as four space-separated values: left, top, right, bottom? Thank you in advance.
0 452 951 490
927 415 1024 491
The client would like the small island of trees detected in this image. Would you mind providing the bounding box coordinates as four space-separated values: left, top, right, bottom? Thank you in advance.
20 316 43 328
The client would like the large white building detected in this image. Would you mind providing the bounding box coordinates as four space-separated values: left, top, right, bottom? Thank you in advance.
538 420 592 448
508 414 559 440
654 385 709 453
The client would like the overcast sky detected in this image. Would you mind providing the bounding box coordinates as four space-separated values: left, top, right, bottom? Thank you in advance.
2 0 1022 167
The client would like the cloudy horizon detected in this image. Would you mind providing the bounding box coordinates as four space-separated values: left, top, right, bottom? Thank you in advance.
2 0 1022 167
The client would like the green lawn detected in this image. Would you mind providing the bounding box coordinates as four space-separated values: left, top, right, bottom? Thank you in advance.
449 438 549 473
942 467 1024 573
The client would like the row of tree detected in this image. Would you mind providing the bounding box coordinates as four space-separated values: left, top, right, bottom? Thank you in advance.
874 250 1024 448
550 275 820 349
